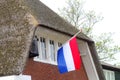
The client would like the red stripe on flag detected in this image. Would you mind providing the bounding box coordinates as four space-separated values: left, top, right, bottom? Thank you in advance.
69 37 81 70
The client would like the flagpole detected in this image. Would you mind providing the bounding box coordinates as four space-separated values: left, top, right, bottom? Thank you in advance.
46 30 82 60
68 29 82 42
59 29 82 49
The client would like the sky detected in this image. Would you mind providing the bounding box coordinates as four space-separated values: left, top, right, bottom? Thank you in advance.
40 0 120 64
84 0 120 43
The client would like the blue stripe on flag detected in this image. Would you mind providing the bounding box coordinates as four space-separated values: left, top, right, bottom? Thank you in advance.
57 47 68 73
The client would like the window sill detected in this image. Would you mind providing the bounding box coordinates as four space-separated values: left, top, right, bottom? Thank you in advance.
33 57 57 65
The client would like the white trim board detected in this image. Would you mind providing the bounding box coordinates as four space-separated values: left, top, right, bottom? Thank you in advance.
0 75 31 80
78 41 99 80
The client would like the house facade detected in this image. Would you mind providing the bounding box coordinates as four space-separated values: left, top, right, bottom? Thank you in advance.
23 25 102 80
0 0 106 80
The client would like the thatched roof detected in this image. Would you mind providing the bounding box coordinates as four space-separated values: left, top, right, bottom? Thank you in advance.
0 0 38 76
24 0 93 42
0 0 105 79
102 62 120 72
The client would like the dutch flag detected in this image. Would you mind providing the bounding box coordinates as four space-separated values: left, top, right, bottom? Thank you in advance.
57 37 81 74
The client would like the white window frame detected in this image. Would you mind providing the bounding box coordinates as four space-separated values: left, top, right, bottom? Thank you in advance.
0 75 31 80
103 69 115 80
34 36 62 65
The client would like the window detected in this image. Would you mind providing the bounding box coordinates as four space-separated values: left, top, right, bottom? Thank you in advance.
103 69 115 80
34 36 62 65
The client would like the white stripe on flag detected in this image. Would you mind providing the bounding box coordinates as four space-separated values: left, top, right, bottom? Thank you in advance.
63 42 75 71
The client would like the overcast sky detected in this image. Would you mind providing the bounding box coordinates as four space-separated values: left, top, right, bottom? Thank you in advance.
84 0 120 43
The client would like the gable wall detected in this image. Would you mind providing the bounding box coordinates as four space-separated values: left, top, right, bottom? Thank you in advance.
23 26 88 80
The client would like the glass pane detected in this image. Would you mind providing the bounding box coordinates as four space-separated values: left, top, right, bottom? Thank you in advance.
49 40 55 61
110 72 115 80
58 42 62 47
40 37 47 60
107 71 110 80
104 70 115 80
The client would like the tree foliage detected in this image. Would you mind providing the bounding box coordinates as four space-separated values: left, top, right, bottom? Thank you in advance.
58 0 103 36
58 0 120 62
93 33 120 61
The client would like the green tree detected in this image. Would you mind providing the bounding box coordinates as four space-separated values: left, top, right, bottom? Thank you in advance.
93 33 120 61
58 0 120 62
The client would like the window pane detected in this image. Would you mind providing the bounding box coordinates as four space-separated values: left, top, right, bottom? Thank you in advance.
58 42 62 47
40 37 47 60
107 71 110 80
103 70 115 80
111 71 115 80
49 40 55 61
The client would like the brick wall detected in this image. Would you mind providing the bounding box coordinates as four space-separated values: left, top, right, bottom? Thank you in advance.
23 58 88 80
